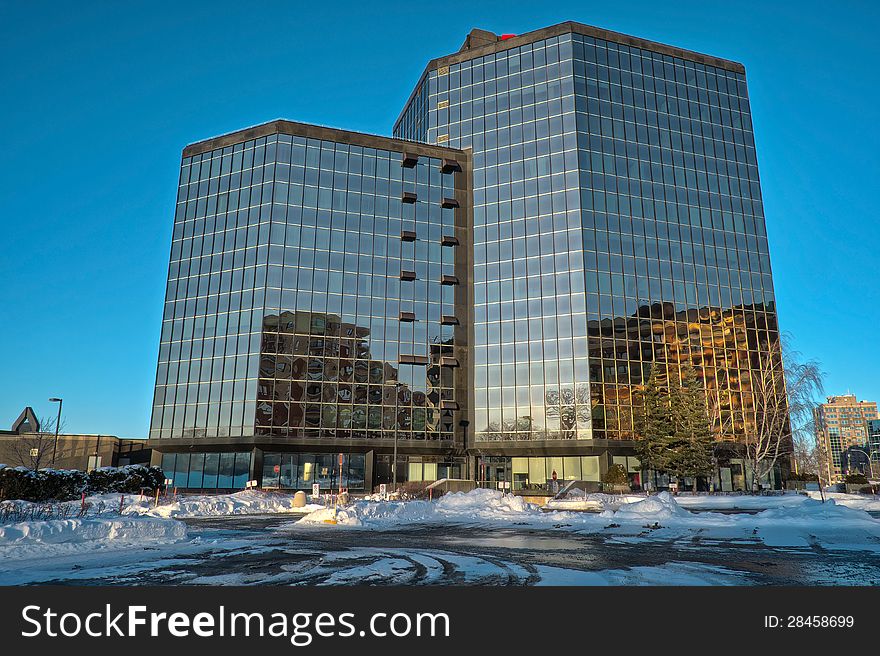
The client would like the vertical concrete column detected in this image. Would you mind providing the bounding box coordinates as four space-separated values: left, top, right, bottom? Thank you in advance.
364 450 374 494
251 448 264 486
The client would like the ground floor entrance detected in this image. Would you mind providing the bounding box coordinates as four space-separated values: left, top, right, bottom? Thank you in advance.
154 448 468 493
153 446 787 494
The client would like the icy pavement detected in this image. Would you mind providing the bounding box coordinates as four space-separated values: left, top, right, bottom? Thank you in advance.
2 517 879 586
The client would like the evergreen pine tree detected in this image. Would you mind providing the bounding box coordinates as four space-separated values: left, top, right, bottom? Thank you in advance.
666 363 716 492
634 363 674 487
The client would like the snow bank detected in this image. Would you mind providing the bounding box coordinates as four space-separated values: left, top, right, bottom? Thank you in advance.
674 494 811 511
546 491 651 512
300 489 539 528
297 488 880 552
0 516 187 561
3 491 324 521
119 491 324 518
806 492 880 512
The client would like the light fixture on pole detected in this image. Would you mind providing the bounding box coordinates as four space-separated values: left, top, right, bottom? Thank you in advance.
49 398 63 469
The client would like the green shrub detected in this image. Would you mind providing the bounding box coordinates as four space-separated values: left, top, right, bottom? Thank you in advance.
0 465 165 501
603 464 629 486
845 473 869 485
87 465 164 494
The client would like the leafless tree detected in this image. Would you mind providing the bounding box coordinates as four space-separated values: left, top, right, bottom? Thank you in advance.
545 385 591 439
480 416 541 441
8 415 67 471
791 432 820 478
743 335 824 491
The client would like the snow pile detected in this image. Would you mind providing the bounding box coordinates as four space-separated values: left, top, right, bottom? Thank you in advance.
300 489 540 528
121 491 324 518
748 498 880 548
436 488 534 514
604 492 689 520
600 496 880 550
0 516 187 561
546 492 647 512
674 494 811 511
806 492 880 512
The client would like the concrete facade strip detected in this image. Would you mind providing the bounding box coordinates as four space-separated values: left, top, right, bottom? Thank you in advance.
435 22 746 73
146 438 458 456
182 118 468 159
469 440 638 458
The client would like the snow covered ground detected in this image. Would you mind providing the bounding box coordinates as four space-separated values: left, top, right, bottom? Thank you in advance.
546 490 880 513
297 489 880 552
3 489 880 584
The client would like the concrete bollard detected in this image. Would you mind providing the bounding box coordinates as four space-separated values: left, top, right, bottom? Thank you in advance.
292 490 307 508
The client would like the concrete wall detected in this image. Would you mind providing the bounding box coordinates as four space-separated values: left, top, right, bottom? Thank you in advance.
0 434 150 471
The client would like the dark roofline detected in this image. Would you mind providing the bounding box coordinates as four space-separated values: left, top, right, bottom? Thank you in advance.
394 21 745 130
182 119 467 159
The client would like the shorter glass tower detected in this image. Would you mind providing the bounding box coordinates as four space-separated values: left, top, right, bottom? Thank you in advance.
149 120 472 491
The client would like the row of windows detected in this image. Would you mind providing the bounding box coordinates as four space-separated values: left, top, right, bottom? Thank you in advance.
433 81 753 148
160 451 252 489
261 452 367 490
442 107 755 181
174 208 455 250
176 187 456 226
255 402 456 433
467 148 759 194
167 253 457 300
429 33 745 92
182 135 454 185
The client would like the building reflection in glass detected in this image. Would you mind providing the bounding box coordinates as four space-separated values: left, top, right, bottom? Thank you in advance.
256 310 456 440
476 298 778 443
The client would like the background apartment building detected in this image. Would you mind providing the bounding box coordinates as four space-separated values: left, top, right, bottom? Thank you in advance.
814 395 879 481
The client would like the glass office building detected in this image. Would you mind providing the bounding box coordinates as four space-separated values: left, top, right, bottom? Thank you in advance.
395 23 785 490
148 120 472 490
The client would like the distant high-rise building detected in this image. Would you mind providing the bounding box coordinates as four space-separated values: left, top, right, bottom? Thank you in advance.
396 22 786 491
814 395 879 482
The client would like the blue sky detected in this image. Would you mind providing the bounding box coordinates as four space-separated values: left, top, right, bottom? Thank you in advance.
0 1 877 437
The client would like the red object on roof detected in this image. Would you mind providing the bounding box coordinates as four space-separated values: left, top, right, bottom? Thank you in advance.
500 34 517 40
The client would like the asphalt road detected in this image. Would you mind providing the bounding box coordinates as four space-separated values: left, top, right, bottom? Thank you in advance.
28 514 880 586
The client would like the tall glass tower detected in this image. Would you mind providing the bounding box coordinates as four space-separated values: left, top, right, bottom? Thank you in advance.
396 23 783 490
149 120 472 491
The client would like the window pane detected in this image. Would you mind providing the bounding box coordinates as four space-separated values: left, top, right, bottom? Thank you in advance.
203 453 220 488
581 456 600 481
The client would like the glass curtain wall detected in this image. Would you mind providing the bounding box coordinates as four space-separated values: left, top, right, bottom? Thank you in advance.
152 132 462 444
396 29 780 446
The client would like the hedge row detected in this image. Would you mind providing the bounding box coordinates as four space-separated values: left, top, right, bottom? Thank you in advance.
0 465 166 501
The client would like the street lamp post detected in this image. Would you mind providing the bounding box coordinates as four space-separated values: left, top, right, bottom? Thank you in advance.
49 397 63 469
